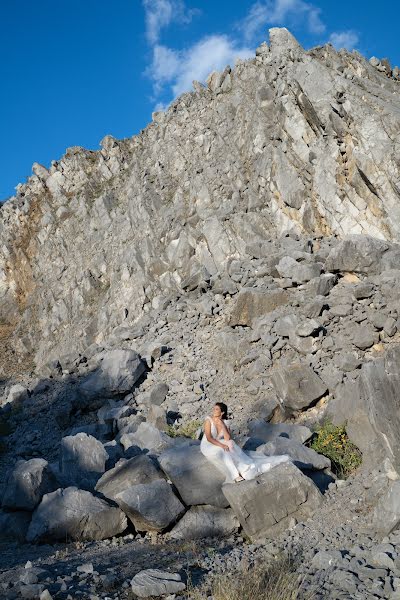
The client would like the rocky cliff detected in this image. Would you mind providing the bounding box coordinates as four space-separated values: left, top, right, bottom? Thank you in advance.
1 27 400 369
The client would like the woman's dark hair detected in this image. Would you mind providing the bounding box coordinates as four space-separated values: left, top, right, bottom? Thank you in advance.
215 402 229 419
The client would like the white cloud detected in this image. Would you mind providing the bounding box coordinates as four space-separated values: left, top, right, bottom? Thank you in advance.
241 0 325 42
143 0 197 44
329 30 359 51
147 35 253 104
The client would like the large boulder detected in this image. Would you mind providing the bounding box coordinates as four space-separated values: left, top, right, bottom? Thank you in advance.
158 444 229 508
120 422 189 455
95 455 163 500
257 437 331 470
371 481 400 536
79 349 145 400
2 459 55 511
115 479 185 532
329 344 400 471
229 288 289 327
325 235 390 274
169 505 239 540
130 570 185 598
271 363 327 410
222 462 323 542
245 420 312 448
27 487 127 543
275 256 322 283
59 433 108 490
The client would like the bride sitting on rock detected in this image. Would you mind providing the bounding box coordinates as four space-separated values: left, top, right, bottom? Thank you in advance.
200 402 291 483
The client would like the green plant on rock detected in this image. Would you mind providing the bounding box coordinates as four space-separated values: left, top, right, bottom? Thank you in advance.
166 419 203 439
309 421 362 479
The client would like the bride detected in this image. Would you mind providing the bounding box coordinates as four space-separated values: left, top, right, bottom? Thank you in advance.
200 402 291 483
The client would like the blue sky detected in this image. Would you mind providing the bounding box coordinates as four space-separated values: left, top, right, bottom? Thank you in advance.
1 0 399 201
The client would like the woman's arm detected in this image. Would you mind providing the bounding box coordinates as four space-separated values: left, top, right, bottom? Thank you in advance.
220 420 232 441
204 420 229 450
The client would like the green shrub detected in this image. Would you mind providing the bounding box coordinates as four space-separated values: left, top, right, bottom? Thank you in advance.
309 421 362 479
166 419 203 439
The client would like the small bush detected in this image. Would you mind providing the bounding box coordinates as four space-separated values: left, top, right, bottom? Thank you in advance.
166 419 203 439
186 554 312 600
309 421 362 479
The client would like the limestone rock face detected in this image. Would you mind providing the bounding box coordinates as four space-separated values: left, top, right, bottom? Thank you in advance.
222 462 323 541
3 28 400 366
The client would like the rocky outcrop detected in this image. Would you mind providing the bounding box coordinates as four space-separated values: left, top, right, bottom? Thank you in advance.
330 344 400 471
222 462 323 541
2 28 400 368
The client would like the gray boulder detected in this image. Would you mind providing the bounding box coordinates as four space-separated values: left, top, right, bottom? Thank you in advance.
80 349 145 400
329 345 400 470
256 437 331 470
0 510 31 542
334 352 362 372
147 405 168 431
326 235 390 274
371 481 400 536
229 288 289 327
95 455 163 500
276 256 322 283
2 459 55 511
27 487 127 542
115 479 185 532
59 433 108 490
271 363 327 410
222 462 323 541
246 420 312 445
146 382 169 406
349 323 377 350
120 422 179 454
169 505 239 540
158 444 229 508
130 569 185 598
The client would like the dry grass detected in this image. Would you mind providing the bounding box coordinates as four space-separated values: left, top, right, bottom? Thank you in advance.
166 419 203 439
186 554 314 600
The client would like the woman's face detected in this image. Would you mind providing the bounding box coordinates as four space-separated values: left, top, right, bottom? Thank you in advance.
212 405 223 418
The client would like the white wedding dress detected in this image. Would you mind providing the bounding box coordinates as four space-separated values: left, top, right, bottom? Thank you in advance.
200 417 291 483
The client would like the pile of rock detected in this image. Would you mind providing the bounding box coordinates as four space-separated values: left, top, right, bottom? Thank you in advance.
0 410 330 545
